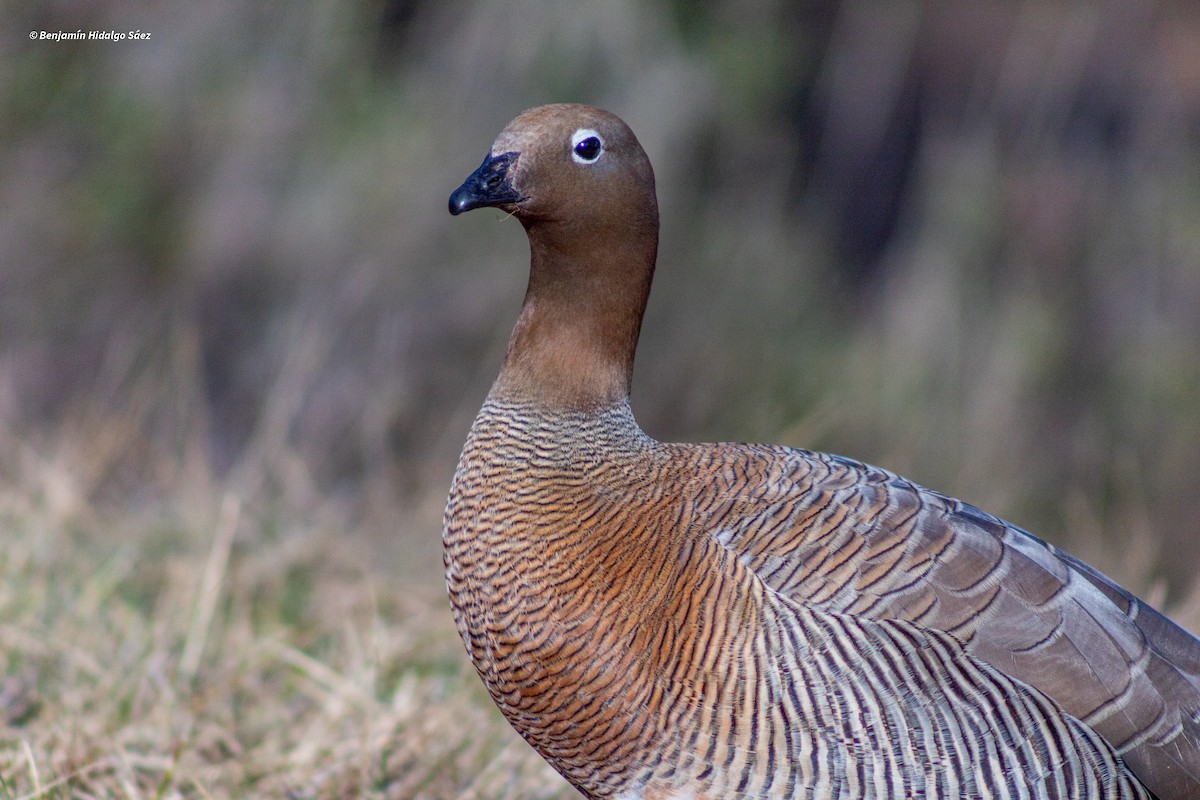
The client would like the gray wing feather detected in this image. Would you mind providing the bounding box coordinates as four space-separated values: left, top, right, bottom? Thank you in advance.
711 445 1200 800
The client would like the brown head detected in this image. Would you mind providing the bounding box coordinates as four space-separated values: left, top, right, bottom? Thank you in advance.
449 104 660 410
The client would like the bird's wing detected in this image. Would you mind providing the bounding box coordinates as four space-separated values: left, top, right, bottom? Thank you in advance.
701 443 1200 800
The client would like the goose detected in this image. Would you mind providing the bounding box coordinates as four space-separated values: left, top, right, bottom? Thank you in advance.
443 103 1200 800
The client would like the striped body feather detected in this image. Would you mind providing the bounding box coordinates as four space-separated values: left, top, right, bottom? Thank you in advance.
444 400 1167 799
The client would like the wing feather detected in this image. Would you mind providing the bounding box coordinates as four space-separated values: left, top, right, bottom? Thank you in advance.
706 443 1200 800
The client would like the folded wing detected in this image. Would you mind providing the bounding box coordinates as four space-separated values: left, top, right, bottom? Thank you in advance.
708 444 1200 800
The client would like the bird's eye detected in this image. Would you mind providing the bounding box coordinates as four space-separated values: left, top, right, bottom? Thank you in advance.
574 137 602 162
571 129 604 164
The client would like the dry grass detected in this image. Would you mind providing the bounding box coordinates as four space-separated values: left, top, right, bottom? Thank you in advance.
2 400 1197 800
0 446 576 799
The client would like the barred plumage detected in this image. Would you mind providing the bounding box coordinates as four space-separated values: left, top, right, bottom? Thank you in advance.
443 104 1200 799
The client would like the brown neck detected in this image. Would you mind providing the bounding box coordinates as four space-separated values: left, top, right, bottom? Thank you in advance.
491 217 657 411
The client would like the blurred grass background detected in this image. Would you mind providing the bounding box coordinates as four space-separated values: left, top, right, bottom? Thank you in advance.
2 1 1199 797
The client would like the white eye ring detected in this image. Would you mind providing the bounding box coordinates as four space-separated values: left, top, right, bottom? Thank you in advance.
571 128 604 164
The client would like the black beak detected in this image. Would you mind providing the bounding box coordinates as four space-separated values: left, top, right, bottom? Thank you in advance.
449 151 521 215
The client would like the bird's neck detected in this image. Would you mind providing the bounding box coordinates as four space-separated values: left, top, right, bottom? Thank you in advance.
491 219 657 411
